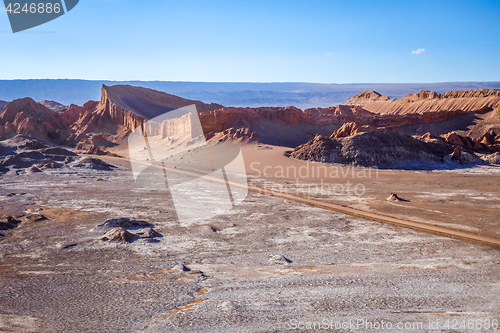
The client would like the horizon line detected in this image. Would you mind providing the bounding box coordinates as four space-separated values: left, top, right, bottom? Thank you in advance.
1 79 500 85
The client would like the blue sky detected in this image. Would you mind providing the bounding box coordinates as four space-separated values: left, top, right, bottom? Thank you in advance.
1 0 499 83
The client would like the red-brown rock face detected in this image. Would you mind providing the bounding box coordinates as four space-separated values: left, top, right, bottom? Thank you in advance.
0 98 60 140
0 97 56 124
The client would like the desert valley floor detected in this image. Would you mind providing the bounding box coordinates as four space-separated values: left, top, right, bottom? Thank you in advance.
1 146 500 332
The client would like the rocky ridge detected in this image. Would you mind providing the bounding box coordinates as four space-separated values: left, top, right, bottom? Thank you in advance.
345 89 500 116
0 85 499 166
0 138 116 173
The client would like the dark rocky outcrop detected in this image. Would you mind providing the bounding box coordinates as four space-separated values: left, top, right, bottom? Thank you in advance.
23 214 48 223
136 228 161 238
95 218 158 243
292 129 454 168
19 139 46 150
94 218 153 231
41 147 78 156
72 157 116 171
1 153 43 168
36 161 61 169
0 216 21 230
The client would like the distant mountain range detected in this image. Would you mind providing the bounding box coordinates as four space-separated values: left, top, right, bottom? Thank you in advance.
1 80 500 109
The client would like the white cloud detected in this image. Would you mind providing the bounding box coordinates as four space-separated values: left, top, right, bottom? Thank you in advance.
412 48 425 55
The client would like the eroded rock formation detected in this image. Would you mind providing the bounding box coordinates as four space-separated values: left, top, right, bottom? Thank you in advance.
291 128 455 168
346 89 500 115
1 85 499 161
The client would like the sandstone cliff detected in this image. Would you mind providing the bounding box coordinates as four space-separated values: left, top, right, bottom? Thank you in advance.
61 85 225 148
101 85 222 120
